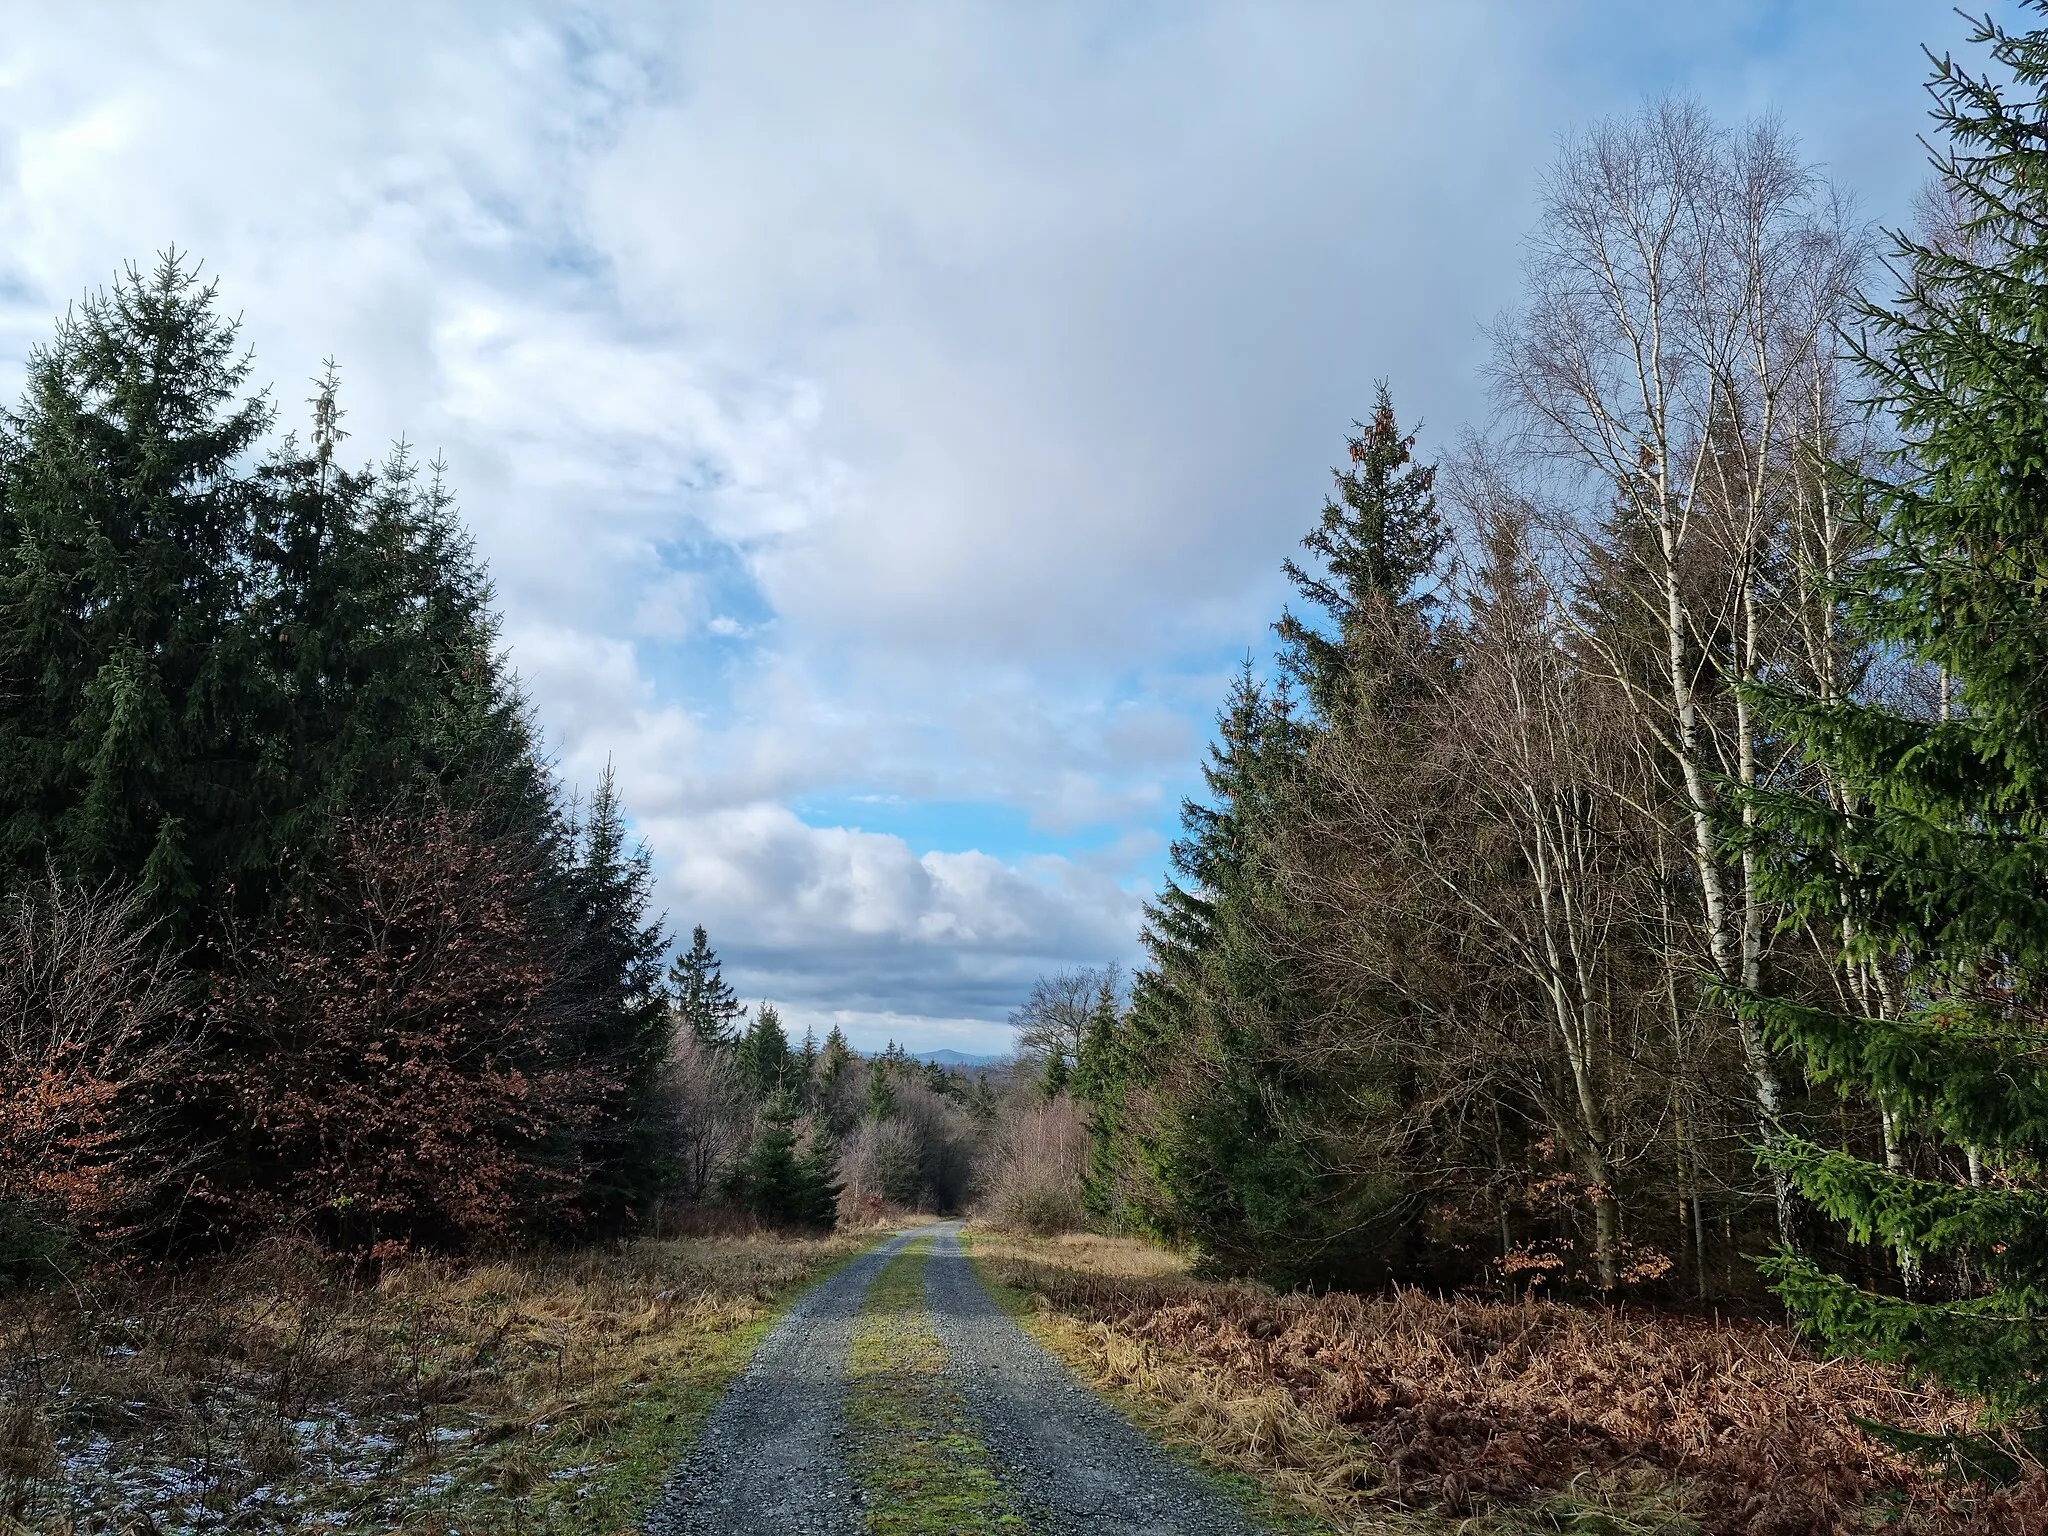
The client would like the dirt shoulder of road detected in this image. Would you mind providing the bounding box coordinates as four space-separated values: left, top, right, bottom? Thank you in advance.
962 1230 1387 1536
962 1227 2048 1536
1 1228 871 1534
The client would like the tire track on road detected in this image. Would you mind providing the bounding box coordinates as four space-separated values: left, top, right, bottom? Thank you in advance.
924 1225 1261 1535
644 1226 930 1535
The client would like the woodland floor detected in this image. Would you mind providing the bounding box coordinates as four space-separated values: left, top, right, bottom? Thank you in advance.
7 1226 2048 1535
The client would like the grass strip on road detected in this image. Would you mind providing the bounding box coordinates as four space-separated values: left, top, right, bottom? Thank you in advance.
846 1237 1025 1536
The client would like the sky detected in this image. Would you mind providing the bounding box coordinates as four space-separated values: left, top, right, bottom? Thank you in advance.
0 1 1990 1054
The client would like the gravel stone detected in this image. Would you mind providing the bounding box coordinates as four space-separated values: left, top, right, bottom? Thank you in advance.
923 1223 1262 1535
642 1227 925 1535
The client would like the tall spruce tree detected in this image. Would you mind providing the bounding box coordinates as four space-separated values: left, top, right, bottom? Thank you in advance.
562 766 671 1229
669 925 747 1047
0 254 272 933
1743 5 2048 1474
1109 394 1445 1284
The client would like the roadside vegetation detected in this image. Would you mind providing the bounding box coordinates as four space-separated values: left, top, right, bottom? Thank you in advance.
969 1230 2047 1535
0 1230 860 1533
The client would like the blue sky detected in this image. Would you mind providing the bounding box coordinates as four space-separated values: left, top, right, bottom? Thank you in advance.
0 1 1993 1052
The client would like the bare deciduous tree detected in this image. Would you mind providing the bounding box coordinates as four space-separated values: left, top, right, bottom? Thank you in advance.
1010 965 1120 1067
658 1032 751 1204
1488 98 1869 1240
0 874 195 1257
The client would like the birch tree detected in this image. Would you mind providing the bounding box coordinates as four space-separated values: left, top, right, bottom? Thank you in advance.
1489 99 1867 1239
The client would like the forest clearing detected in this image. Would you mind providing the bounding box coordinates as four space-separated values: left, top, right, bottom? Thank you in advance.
13 3 2048 1534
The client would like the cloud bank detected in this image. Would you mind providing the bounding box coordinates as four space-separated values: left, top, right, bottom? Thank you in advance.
0 1 1978 1048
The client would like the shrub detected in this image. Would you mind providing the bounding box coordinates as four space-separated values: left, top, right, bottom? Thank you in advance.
204 805 611 1254
978 1095 1088 1235
0 874 193 1279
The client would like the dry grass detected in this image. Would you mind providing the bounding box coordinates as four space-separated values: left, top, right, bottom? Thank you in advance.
0 1229 862 1533
969 1229 2048 1536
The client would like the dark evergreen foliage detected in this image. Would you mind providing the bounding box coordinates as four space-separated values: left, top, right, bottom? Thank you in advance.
0 254 274 934
1095 393 1446 1284
1276 384 1445 715
669 924 747 1047
559 767 671 1231
1741 5 2048 1475
736 1003 792 1099
0 255 681 1251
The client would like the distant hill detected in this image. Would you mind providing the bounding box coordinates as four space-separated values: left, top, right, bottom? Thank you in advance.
915 1048 1008 1069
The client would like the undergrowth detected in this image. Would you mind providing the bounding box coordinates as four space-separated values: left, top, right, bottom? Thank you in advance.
845 1238 1022 1535
0 1230 860 1533
967 1229 2048 1536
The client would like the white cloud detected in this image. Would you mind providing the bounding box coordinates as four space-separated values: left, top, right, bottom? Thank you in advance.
0 0 1978 1034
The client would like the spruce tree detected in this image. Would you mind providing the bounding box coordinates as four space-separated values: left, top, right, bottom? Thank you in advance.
1743 5 2048 1474
0 263 546 941
794 1128 843 1228
1110 394 1444 1283
736 1003 790 1100
1277 383 1444 716
669 925 746 1047
1074 980 1128 1224
818 1026 855 1133
729 1092 840 1228
728 1095 803 1223
864 1056 898 1123
1119 665 1340 1277
0 254 271 934
249 379 540 877
562 766 671 1229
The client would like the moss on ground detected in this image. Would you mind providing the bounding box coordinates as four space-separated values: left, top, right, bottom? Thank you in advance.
845 1238 1025 1536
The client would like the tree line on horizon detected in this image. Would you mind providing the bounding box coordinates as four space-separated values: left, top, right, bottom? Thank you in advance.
661 921 1012 1228
1052 9 2048 1475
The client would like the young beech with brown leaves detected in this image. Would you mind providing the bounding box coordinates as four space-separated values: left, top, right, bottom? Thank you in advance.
204 805 614 1256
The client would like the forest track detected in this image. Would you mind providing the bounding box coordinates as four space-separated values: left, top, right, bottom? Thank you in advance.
644 1222 1265 1535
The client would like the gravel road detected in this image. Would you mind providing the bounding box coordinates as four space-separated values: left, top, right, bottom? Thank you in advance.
923 1225 1259 1535
642 1228 921 1535
645 1221 1264 1534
